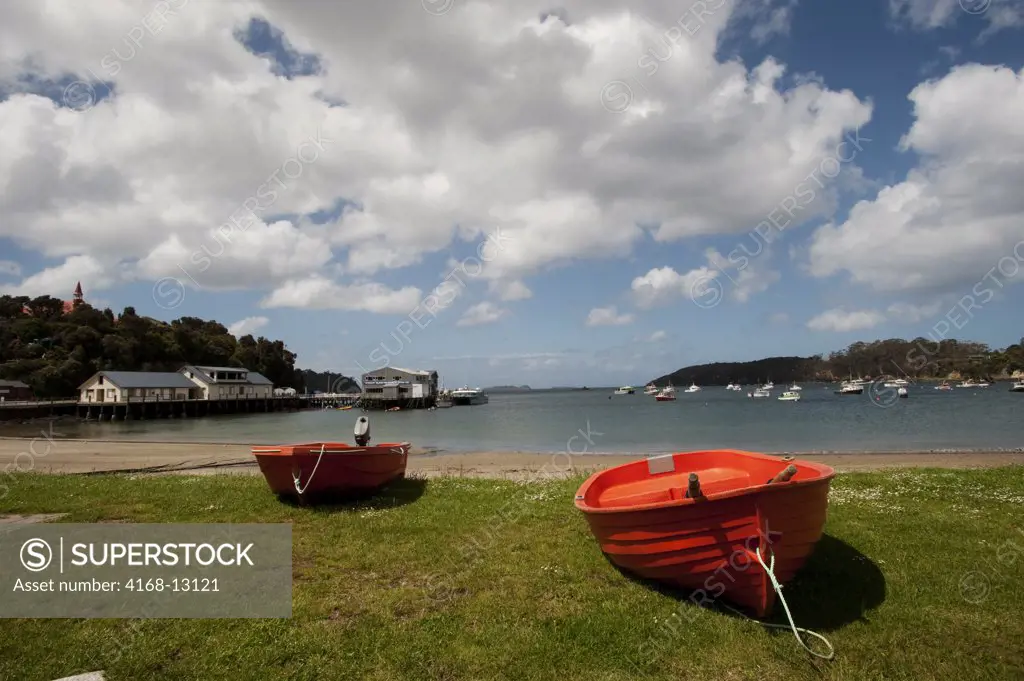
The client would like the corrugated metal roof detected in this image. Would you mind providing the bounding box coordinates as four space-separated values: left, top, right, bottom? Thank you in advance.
247 372 273 385
0 379 30 388
81 372 198 389
387 367 433 376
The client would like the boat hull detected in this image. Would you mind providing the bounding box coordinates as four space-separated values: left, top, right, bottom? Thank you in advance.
575 450 834 618
252 442 409 501
655 396 676 401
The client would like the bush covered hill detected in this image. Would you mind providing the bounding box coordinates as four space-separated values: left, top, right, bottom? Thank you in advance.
653 337 1024 387
298 369 360 393
0 295 350 397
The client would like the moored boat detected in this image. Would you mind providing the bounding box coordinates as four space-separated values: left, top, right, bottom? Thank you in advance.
835 381 863 395
778 390 801 402
574 450 835 618
252 416 408 502
644 383 659 395
934 381 953 391
1011 381 1024 393
897 387 908 398
655 386 676 401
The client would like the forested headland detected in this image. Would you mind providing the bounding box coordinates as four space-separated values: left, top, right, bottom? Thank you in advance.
0 295 319 397
652 337 1024 386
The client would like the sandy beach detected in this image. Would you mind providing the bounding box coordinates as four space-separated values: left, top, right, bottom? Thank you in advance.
1 437 1021 479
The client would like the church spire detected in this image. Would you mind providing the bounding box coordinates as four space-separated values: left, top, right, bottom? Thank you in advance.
73 281 83 300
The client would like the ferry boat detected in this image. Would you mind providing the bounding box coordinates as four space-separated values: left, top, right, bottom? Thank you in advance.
778 390 801 402
451 387 489 405
613 386 636 395
655 386 677 401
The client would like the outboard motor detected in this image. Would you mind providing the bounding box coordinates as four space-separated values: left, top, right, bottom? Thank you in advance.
354 415 371 446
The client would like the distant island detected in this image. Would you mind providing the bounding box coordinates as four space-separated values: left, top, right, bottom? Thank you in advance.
485 385 532 393
652 336 1024 387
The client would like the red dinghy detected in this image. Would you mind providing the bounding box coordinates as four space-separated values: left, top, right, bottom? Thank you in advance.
252 416 409 501
574 450 834 618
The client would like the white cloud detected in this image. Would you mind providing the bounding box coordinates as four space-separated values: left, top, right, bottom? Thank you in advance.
886 301 943 323
488 279 532 301
704 248 781 302
648 330 667 342
0 255 116 297
630 266 718 309
586 305 633 326
808 65 1024 295
260 276 422 314
0 0 872 308
888 0 1023 36
806 308 886 332
456 301 508 327
227 315 269 337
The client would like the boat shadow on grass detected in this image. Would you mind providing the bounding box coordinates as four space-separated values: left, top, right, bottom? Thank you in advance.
611 534 886 632
275 476 428 513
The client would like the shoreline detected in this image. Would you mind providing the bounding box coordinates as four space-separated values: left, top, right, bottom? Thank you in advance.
0 438 1021 479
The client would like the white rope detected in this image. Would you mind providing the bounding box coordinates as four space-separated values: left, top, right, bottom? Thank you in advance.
718 545 834 660
292 443 326 495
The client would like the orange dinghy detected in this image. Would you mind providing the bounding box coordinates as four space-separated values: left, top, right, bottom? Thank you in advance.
574 450 835 619
252 416 409 501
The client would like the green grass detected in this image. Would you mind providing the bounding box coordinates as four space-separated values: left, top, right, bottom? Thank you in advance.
2 467 1024 680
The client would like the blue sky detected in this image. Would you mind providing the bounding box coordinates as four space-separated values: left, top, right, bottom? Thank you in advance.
1 0 1022 387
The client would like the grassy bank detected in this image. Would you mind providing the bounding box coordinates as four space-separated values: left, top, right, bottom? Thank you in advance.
1 468 1023 680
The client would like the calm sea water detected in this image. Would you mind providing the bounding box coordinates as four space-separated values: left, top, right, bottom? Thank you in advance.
31 385 1024 454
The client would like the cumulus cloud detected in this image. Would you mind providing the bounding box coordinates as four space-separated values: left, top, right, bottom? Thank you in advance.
0 0 872 311
806 308 886 332
808 65 1024 295
586 305 633 326
489 279 532 301
227 315 269 337
456 301 508 327
631 266 718 309
260 276 422 314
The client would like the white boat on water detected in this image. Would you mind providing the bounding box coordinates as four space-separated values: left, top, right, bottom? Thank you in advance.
957 379 989 388
748 387 770 399
725 383 742 391
835 381 863 395
684 383 701 393
897 387 908 398
655 385 677 401
763 380 775 390
1010 381 1024 393
613 386 635 395
935 381 953 391
450 387 489 405
883 377 909 388
788 383 803 391
644 383 659 395
778 390 801 402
